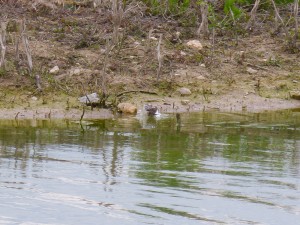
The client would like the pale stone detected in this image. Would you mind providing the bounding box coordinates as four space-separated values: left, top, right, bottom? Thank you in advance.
178 87 192 96
49 66 59 74
196 75 206 80
200 63 206 67
186 40 203 51
150 36 158 41
71 68 82 76
78 93 99 104
246 67 258 74
31 96 38 101
180 51 187 56
175 31 181 38
117 103 137 114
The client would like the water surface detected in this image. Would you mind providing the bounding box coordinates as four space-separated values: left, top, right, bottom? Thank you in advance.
0 110 300 225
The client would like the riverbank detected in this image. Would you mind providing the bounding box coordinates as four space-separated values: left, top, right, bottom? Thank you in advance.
0 3 299 119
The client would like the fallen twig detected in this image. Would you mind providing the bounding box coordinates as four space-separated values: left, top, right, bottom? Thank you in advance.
116 90 158 97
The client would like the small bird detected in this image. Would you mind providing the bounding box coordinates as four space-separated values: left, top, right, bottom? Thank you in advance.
144 104 159 116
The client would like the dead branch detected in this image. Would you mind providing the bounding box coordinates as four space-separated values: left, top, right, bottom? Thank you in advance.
21 20 33 72
246 0 261 30
156 34 163 81
146 28 153 53
35 74 42 91
80 106 85 122
111 0 124 45
15 112 20 120
0 22 7 68
197 1 209 38
270 0 287 33
15 33 20 70
98 38 113 94
116 90 158 97
294 0 299 47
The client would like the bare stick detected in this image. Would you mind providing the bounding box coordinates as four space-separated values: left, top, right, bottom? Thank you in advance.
15 33 20 70
99 39 113 95
111 0 124 45
146 28 153 53
21 20 33 72
15 112 20 120
80 106 85 122
294 0 299 47
0 22 7 68
270 0 286 33
229 8 238 45
197 1 209 38
35 74 42 91
246 0 261 30
156 34 163 81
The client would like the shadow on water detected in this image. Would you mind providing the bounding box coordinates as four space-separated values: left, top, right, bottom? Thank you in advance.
0 109 299 224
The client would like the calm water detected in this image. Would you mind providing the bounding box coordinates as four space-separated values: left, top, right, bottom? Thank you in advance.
0 110 300 225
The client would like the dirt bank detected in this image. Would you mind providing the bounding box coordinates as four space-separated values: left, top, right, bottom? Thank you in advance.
0 3 299 119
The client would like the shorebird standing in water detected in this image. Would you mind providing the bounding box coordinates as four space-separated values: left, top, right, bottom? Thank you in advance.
144 104 159 116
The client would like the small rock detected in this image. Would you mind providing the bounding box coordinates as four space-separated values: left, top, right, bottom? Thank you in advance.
290 91 300 100
150 36 157 41
71 68 82 76
78 93 99 104
292 80 298 83
200 63 206 67
196 75 206 80
49 66 59 74
117 103 137 114
31 96 38 101
178 87 192 96
246 67 258 74
186 40 203 51
181 100 190 105
180 51 187 56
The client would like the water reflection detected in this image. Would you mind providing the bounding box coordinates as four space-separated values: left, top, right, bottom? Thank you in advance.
0 109 300 225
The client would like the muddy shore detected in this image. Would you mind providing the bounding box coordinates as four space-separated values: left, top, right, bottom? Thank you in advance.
0 91 299 120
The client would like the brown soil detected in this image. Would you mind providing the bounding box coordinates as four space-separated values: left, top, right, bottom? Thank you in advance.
0 3 300 119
